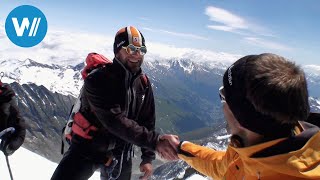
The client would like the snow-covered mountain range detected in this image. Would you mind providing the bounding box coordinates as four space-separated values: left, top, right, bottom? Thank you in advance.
1 57 320 98
0 57 229 97
1 57 319 135
0 58 82 97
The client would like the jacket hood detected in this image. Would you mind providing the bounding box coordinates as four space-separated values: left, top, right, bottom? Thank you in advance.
231 122 320 178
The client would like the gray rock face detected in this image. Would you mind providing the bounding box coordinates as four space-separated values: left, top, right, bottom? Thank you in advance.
11 82 74 162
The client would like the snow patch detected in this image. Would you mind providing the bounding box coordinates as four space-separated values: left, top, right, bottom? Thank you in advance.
216 134 231 140
0 147 100 180
186 174 210 180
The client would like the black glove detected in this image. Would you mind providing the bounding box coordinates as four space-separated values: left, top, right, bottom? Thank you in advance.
0 134 15 156
0 141 14 156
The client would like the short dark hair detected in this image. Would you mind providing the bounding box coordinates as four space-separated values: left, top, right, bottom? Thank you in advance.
245 53 309 123
223 53 309 137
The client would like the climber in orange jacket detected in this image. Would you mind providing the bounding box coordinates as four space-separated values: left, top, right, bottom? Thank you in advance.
162 53 320 180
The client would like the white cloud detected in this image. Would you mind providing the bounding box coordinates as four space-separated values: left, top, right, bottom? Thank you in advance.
0 24 239 66
160 30 208 40
205 6 248 30
159 30 208 40
0 27 115 66
138 16 151 21
207 25 235 32
207 25 249 36
244 37 292 51
204 6 288 51
205 6 273 37
145 41 241 64
141 27 153 31
143 27 208 40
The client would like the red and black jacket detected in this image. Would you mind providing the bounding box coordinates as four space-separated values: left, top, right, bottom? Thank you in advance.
75 58 158 163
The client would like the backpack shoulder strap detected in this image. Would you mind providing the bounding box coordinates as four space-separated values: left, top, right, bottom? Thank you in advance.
70 87 84 117
61 87 84 154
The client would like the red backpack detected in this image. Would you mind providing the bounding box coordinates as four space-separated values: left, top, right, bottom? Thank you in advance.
61 53 112 154
81 53 112 79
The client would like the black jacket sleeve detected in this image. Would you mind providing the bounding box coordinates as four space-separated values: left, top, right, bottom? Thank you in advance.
0 85 15 130
84 72 159 151
0 101 11 131
6 98 26 152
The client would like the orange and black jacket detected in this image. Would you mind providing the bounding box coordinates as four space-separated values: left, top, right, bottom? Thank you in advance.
0 84 26 152
77 58 158 164
178 122 320 180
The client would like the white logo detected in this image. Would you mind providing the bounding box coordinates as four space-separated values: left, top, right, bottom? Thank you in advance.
141 95 145 102
117 40 125 48
133 37 139 43
228 64 234 86
12 17 41 37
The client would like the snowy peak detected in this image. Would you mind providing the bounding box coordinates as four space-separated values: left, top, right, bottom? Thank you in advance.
145 58 226 75
303 65 320 84
302 65 320 98
310 97 320 112
24 58 57 69
170 59 197 73
165 59 193 74
0 59 83 97
1 58 61 70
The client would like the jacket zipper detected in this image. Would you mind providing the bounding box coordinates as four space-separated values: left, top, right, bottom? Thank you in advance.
129 74 141 119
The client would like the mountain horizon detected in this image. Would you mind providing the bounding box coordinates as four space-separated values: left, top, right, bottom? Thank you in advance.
1 57 320 98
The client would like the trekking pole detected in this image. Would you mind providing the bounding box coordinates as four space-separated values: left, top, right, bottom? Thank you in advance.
5 154 14 180
0 127 15 180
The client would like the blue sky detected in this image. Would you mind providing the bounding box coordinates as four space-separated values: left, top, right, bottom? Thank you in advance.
0 0 319 65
